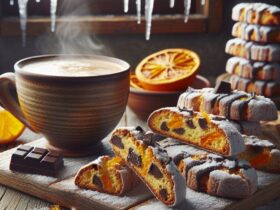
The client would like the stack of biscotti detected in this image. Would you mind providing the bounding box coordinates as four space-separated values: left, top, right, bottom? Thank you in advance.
175 83 280 173
225 2 280 98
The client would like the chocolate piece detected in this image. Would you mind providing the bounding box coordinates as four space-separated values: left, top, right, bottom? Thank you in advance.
198 118 208 129
111 135 124 149
160 122 169 131
180 108 194 117
214 81 231 94
148 163 163 179
186 118 196 129
127 148 142 167
173 128 185 135
173 152 189 165
92 175 103 189
142 132 162 147
10 145 64 177
136 126 144 133
159 188 168 201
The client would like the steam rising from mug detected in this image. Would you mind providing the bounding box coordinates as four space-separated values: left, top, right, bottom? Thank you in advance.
37 0 112 56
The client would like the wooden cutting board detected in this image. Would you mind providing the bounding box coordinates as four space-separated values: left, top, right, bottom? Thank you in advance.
0 109 279 210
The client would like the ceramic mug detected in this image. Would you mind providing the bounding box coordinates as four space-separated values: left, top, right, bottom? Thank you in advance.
0 55 130 156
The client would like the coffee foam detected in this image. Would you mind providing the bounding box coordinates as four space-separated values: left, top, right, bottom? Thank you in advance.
21 57 125 77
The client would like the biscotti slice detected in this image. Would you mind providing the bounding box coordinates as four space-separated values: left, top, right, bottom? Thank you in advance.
158 138 257 198
230 74 280 97
177 83 278 121
226 57 280 82
110 127 186 207
232 22 280 43
232 3 280 26
74 155 138 195
225 38 280 62
148 107 245 156
238 135 280 173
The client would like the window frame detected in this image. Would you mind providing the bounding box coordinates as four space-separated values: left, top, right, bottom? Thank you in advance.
0 0 223 36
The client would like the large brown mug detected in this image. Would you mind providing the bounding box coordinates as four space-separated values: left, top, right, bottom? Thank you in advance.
0 55 130 156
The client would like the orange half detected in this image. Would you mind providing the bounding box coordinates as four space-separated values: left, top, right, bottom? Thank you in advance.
0 107 25 144
135 48 200 91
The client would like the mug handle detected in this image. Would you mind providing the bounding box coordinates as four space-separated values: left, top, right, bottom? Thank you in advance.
0 72 33 130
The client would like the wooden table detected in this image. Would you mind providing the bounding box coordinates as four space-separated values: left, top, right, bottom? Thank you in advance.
0 107 279 210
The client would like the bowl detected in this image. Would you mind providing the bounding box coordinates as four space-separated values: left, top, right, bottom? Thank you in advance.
128 75 211 120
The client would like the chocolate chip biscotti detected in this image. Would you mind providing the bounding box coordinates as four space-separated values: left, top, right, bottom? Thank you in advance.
226 57 280 82
232 22 280 43
148 107 245 156
75 155 138 195
225 38 280 62
238 136 280 173
232 3 280 26
110 126 186 207
158 138 258 199
177 82 278 121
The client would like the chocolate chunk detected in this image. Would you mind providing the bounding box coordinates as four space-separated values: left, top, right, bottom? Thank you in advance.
214 81 231 94
143 132 159 147
91 164 99 170
198 118 208 129
136 126 144 133
186 118 196 129
159 188 168 201
211 116 226 121
92 175 103 189
111 135 124 149
160 122 169 131
148 163 163 179
179 108 194 116
10 145 64 177
127 148 142 167
173 152 189 165
173 128 185 135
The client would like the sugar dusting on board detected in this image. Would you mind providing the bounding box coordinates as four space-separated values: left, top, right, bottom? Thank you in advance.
12 0 206 43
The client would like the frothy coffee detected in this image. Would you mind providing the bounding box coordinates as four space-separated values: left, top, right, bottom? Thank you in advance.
21 57 125 77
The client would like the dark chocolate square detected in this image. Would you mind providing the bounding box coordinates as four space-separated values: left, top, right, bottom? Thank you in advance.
48 151 61 157
11 150 28 162
18 145 33 152
25 152 43 163
32 148 48 155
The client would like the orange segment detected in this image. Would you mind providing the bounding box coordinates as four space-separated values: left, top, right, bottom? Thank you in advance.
0 107 25 144
135 48 200 91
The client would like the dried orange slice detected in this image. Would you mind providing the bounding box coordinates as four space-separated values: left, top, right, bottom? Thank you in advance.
130 73 145 90
0 107 25 144
135 48 200 91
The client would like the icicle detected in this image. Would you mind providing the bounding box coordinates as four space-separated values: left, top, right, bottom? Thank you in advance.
136 0 141 24
184 0 191 23
170 0 175 8
145 0 154 40
201 0 205 5
10 0 14 6
18 0 29 46
50 0 57 32
124 0 129 13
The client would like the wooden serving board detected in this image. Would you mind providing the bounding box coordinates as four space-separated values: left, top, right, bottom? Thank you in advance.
0 109 279 210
